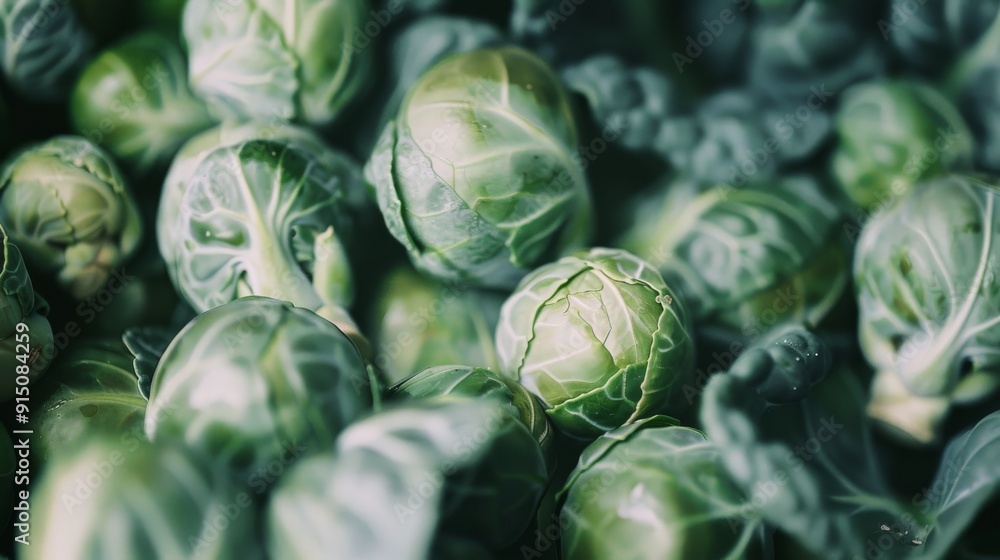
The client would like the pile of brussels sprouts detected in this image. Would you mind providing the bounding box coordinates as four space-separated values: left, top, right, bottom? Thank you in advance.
4 1 1000 559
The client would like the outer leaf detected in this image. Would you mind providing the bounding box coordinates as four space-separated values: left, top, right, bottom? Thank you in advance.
31 338 146 466
122 326 175 400
919 410 1000 556
145 297 372 477
267 399 506 560
700 325 910 560
28 437 262 560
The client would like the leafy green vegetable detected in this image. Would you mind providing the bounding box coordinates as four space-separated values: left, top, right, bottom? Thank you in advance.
366 46 592 290
391 365 552 547
0 0 93 102
70 32 214 173
699 325 907 559
370 266 504 383
619 175 847 346
496 247 695 439
918 410 1000 556
27 437 263 560
831 80 974 209
558 417 764 560
1 223 52 400
182 0 373 126
855 175 1000 445
145 297 373 476
31 337 146 467
158 137 364 320
266 399 508 560
0 136 143 300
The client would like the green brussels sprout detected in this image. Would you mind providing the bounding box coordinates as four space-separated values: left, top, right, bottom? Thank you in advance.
855 175 1000 444
1 224 53 401
266 399 510 560
391 365 552 547
495 247 695 439
558 418 758 560
31 338 146 467
145 297 373 476
158 121 365 266
182 0 373 126
0 0 93 102
831 80 974 210
27 437 262 560
70 32 214 173
371 266 504 383
367 46 592 290
0 136 143 300
619 175 848 345
158 135 364 318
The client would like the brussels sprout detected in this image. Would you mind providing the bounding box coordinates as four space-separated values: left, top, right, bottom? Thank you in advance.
360 15 503 155
619 175 847 345
70 32 214 173
391 365 552 547
182 0 373 126
158 121 366 265
27 437 262 560
495 247 694 439
855 175 1000 444
558 418 759 560
31 338 146 466
747 0 885 102
145 297 373 476
560 55 683 157
267 399 510 560
159 137 365 322
1 224 53 401
831 80 974 210
0 136 143 300
0 0 93 102
371 266 504 383
651 89 833 186
367 46 592 290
